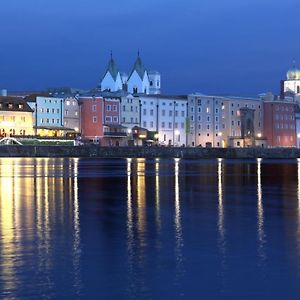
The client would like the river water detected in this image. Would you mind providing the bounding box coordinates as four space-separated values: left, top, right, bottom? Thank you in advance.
0 158 300 299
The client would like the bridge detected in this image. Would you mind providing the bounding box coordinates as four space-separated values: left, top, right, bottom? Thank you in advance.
0 137 23 145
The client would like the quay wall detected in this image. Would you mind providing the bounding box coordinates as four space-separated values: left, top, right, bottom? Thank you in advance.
0 145 299 159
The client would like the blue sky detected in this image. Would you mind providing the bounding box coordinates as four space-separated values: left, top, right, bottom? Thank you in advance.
0 0 299 95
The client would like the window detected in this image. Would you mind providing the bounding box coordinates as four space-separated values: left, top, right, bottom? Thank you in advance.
181 111 185 117
46 108 50 113
232 121 234 126
113 116 118 122
56 109 59 113
168 122 172 129
207 116 210 122
237 121 240 126
198 116 201 121
215 116 218 122
143 109 146 115
207 124 210 129
143 121 147 127
198 124 201 130
215 108 218 114
150 121 154 127
175 122 178 128
65 110 69 115
41 108 44 113
105 116 112 123
123 105 126 112
175 110 178 117
18 104 24 109
150 109 154 116
113 105 117 111
162 122 165 128
169 111 173 117
197 99 201 106
130 106 133 112
57 119 59 124
107 105 111 111
122 117 126 123
162 109 166 116
66 100 70 105
41 119 44 123
75 111 78 116
8 103 13 109
52 108 55 113
93 116 97 123
92 105 96 112
206 107 210 113
52 118 54 123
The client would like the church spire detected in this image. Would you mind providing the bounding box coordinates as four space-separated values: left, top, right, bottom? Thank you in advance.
103 51 119 81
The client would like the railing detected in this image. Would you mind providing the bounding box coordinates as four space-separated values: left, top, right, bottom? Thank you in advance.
103 132 127 137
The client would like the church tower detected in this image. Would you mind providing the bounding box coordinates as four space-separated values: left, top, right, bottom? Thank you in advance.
283 62 300 96
99 53 123 92
127 53 150 94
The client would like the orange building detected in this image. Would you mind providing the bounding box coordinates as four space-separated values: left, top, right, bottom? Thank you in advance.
263 100 296 147
79 96 128 145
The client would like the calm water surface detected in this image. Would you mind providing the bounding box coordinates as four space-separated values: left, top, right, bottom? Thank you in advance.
0 157 300 299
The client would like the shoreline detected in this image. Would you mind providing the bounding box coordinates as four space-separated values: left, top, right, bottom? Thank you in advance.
0 145 299 159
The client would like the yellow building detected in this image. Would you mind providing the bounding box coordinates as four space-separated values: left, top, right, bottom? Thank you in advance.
0 97 34 137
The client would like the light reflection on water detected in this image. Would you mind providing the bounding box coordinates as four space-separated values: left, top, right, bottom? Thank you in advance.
0 158 300 298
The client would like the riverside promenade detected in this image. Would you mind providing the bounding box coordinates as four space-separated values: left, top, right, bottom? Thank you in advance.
0 145 300 159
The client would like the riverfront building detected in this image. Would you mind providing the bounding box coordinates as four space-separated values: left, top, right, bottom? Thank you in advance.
0 96 34 136
140 95 188 146
187 94 265 147
25 94 66 136
63 96 80 134
263 94 296 147
79 95 128 146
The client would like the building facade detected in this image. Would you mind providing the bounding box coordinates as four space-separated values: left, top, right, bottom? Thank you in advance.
64 96 80 134
263 98 296 147
187 94 264 147
0 96 34 137
25 94 65 136
140 95 188 146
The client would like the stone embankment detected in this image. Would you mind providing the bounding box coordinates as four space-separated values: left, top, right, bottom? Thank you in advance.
0 145 299 159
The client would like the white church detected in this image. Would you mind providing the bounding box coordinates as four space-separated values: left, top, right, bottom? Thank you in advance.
99 53 161 95
284 66 300 96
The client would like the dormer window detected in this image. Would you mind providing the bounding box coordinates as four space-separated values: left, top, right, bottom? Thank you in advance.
8 103 13 109
18 104 24 109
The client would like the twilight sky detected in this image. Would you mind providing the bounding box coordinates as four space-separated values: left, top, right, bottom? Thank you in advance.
0 0 299 96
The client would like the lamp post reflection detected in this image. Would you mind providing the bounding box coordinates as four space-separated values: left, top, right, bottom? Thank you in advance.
72 158 82 296
257 158 266 263
174 158 184 283
155 158 161 232
218 158 225 240
0 158 82 297
217 158 227 289
127 158 134 257
0 160 16 294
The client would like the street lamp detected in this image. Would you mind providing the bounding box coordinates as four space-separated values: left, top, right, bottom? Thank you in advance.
174 129 180 146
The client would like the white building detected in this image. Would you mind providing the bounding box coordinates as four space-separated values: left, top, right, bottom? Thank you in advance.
188 93 264 147
284 68 300 96
140 95 188 146
99 54 161 95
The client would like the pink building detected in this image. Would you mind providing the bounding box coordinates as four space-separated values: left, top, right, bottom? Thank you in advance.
79 96 128 146
263 100 296 147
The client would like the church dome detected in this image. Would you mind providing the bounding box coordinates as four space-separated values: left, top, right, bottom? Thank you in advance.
287 68 300 80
